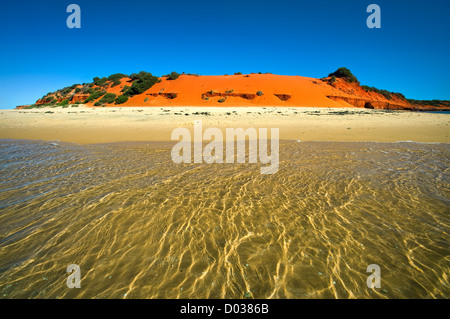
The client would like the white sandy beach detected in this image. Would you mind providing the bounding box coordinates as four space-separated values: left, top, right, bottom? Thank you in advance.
0 106 448 144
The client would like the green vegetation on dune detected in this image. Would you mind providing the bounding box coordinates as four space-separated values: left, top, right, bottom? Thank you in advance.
327 68 410 102
328 76 336 85
41 96 56 104
93 77 108 87
328 67 359 83
361 85 409 101
84 90 106 103
162 71 180 80
28 69 449 110
407 99 450 108
115 95 129 104
81 87 95 95
167 71 180 80
107 73 128 87
123 71 160 96
98 93 117 104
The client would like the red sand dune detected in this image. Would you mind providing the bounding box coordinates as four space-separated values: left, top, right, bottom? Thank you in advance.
24 73 450 111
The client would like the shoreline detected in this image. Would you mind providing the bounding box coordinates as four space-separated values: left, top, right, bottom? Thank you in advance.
0 106 449 144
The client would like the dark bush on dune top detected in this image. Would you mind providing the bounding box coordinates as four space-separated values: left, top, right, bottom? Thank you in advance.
361 85 393 100
328 67 359 83
108 73 128 87
93 77 108 87
167 72 180 80
123 71 160 96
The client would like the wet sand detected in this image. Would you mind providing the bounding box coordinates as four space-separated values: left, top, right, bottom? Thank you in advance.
0 107 449 299
0 139 448 298
0 106 449 144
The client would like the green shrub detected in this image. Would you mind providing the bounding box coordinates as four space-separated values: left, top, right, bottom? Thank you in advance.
115 95 129 105
328 76 336 85
379 90 392 100
81 87 94 94
94 102 103 106
256 91 264 96
93 77 108 87
167 93 178 99
392 92 406 100
58 99 69 106
328 67 358 83
167 71 180 80
74 87 81 94
218 98 226 103
42 96 55 104
361 85 373 92
124 71 159 96
61 86 73 95
121 85 130 93
108 73 128 87
98 93 117 104
361 85 392 100
234 72 242 75
144 97 149 102
84 90 106 103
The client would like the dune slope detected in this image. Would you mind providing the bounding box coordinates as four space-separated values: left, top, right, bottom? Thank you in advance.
18 72 450 111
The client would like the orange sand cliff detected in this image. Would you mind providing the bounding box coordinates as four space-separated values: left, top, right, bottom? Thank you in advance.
20 73 450 111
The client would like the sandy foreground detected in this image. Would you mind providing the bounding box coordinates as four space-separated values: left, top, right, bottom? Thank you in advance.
0 106 449 144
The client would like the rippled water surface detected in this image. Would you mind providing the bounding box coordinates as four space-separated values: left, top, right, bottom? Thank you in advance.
0 139 448 299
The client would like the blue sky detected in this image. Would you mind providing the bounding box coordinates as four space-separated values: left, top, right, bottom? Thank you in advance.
0 0 449 108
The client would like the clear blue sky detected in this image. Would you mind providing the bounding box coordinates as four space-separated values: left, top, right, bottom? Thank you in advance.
0 0 449 108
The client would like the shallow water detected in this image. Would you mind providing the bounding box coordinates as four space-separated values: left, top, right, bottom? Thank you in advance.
0 139 448 299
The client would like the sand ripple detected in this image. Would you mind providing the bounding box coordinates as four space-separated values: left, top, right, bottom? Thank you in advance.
0 140 448 298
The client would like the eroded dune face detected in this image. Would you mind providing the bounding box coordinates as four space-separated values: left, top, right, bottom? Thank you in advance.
118 74 413 109
122 74 341 107
27 73 449 111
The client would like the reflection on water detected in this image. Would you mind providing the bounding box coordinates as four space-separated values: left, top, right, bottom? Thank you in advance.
0 139 448 299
